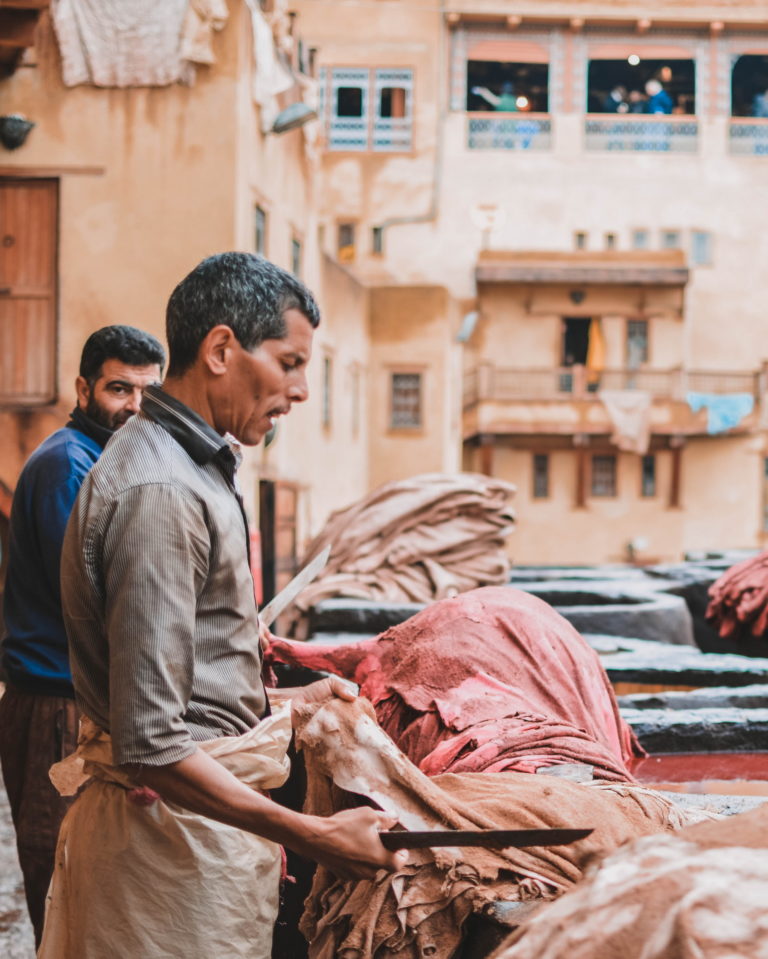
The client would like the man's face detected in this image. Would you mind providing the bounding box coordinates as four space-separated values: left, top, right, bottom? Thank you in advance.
215 308 313 446
76 358 163 431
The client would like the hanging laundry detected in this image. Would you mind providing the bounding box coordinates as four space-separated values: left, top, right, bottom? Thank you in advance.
50 0 229 87
598 389 652 454
686 391 754 435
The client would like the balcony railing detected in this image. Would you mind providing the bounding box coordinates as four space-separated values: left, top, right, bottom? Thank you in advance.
729 118 768 156
467 113 552 151
463 365 762 408
584 115 698 154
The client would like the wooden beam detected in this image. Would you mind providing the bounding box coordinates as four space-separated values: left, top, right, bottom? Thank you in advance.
575 442 588 508
669 442 684 509
479 438 494 476
0 9 38 46
0 165 106 176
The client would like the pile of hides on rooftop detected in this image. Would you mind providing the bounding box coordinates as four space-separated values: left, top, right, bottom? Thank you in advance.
707 550 768 643
293 695 696 959
489 803 768 959
269 586 644 783
289 474 516 617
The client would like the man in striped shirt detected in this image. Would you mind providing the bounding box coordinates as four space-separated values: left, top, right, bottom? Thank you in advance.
45 254 403 959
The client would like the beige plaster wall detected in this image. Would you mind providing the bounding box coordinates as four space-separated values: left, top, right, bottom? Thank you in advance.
259 256 372 548
476 446 684 564
368 285 462 489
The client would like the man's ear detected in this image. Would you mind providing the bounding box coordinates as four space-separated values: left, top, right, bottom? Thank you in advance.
75 375 91 410
200 325 237 376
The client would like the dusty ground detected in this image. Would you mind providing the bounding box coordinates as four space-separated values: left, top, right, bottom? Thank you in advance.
0 769 35 958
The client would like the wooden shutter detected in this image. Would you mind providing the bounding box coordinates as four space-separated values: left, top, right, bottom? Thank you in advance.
0 178 58 405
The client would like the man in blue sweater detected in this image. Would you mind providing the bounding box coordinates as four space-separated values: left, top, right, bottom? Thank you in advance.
0 325 165 945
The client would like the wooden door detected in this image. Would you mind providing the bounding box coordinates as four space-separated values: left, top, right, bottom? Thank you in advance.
0 178 58 404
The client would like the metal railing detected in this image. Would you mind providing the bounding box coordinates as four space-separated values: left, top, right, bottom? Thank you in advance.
729 119 768 156
584 115 698 153
463 364 762 408
467 113 552 151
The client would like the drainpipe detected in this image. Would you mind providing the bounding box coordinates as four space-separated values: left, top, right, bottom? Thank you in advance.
377 1 447 238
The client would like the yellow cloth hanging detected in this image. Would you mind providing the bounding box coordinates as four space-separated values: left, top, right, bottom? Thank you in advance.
586 318 605 386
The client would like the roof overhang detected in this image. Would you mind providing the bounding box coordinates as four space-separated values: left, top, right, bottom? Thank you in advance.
475 251 690 287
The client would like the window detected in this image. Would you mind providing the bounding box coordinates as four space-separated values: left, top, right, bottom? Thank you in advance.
586 59 695 115
604 232 617 250
691 230 713 266
731 54 768 117
372 225 384 255
374 68 413 151
591 455 617 497
574 231 588 251
350 364 360 436
325 67 413 152
291 237 302 277
631 228 649 250
467 61 549 113
626 319 649 367
641 454 656 497
390 372 422 428
661 230 681 250
254 205 267 255
337 222 355 262
337 87 363 117
379 86 406 119
321 355 332 427
533 453 549 498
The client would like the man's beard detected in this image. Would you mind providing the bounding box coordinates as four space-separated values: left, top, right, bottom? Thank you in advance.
85 395 134 431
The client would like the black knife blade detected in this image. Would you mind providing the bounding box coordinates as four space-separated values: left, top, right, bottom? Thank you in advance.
379 828 593 850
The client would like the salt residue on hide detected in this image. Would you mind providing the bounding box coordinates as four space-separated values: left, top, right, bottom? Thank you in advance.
294 697 683 959
490 803 768 959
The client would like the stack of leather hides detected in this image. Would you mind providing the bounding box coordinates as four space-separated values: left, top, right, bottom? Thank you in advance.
290 473 516 614
294 696 694 959
706 551 768 643
269 586 645 781
489 803 768 959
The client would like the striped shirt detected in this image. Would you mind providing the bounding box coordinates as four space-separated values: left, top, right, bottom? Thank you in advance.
61 385 267 766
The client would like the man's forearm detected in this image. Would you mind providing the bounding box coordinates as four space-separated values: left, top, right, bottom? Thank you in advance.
124 746 406 880
125 748 316 848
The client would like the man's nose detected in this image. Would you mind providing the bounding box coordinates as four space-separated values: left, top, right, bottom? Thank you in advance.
126 388 143 412
288 372 309 403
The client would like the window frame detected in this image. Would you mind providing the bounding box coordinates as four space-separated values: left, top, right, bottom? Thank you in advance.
640 453 657 498
254 204 268 256
532 452 550 499
389 369 424 431
291 235 302 277
591 453 617 498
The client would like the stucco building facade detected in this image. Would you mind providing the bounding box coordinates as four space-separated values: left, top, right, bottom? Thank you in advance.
1 1 768 588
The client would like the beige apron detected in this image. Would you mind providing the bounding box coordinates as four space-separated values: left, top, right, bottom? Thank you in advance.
38 705 292 959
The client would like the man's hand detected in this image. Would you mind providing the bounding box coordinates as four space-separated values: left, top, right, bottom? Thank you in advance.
296 807 408 880
291 676 356 707
258 617 274 653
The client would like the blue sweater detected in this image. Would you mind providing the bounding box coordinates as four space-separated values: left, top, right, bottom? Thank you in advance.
2 414 109 696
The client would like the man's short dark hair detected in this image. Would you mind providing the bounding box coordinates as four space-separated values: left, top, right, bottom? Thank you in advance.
79 325 166 384
165 252 321 377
